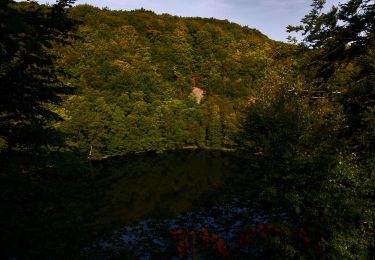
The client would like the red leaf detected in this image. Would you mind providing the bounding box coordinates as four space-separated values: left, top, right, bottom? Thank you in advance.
258 223 265 233
267 223 276 231
170 228 187 238
177 241 184 258
200 228 210 242
274 227 285 236
216 238 229 257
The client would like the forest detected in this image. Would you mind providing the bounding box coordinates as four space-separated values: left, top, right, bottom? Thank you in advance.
53 4 282 158
0 0 374 258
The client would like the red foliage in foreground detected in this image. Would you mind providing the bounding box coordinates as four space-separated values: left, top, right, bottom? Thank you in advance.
169 223 287 258
170 224 319 258
236 223 285 248
170 227 230 258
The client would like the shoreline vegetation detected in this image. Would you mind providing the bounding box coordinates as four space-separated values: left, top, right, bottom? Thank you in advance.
91 146 237 161
0 0 374 258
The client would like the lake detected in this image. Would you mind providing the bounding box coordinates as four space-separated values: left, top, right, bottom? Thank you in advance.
85 150 286 258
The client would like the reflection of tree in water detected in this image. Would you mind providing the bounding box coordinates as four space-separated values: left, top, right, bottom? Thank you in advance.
92 150 240 225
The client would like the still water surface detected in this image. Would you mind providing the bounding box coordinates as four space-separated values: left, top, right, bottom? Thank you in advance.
92 150 248 225
87 150 282 257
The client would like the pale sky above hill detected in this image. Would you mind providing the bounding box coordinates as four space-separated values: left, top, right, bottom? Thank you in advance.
38 0 343 41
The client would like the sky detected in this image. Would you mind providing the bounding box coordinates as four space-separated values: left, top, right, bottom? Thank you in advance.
40 0 343 41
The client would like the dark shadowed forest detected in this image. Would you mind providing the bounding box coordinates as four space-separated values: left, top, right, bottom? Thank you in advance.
0 0 374 258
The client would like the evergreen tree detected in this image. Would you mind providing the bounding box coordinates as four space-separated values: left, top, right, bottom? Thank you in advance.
0 0 76 153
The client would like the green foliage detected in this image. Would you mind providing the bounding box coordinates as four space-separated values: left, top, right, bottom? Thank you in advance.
238 85 373 257
52 5 281 157
0 2 99 259
0 0 76 152
235 1 375 257
288 0 375 157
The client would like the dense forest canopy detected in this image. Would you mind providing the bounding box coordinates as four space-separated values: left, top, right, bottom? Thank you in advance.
51 4 296 159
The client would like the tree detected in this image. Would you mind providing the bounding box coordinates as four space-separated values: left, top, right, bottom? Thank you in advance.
288 0 374 157
0 2 99 259
236 1 374 257
287 0 374 77
275 1 374 257
0 0 76 153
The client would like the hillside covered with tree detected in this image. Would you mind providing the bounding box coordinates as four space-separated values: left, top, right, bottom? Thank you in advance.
54 5 296 158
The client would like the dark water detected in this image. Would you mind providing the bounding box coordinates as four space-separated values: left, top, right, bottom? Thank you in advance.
87 150 280 258
91 149 249 226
